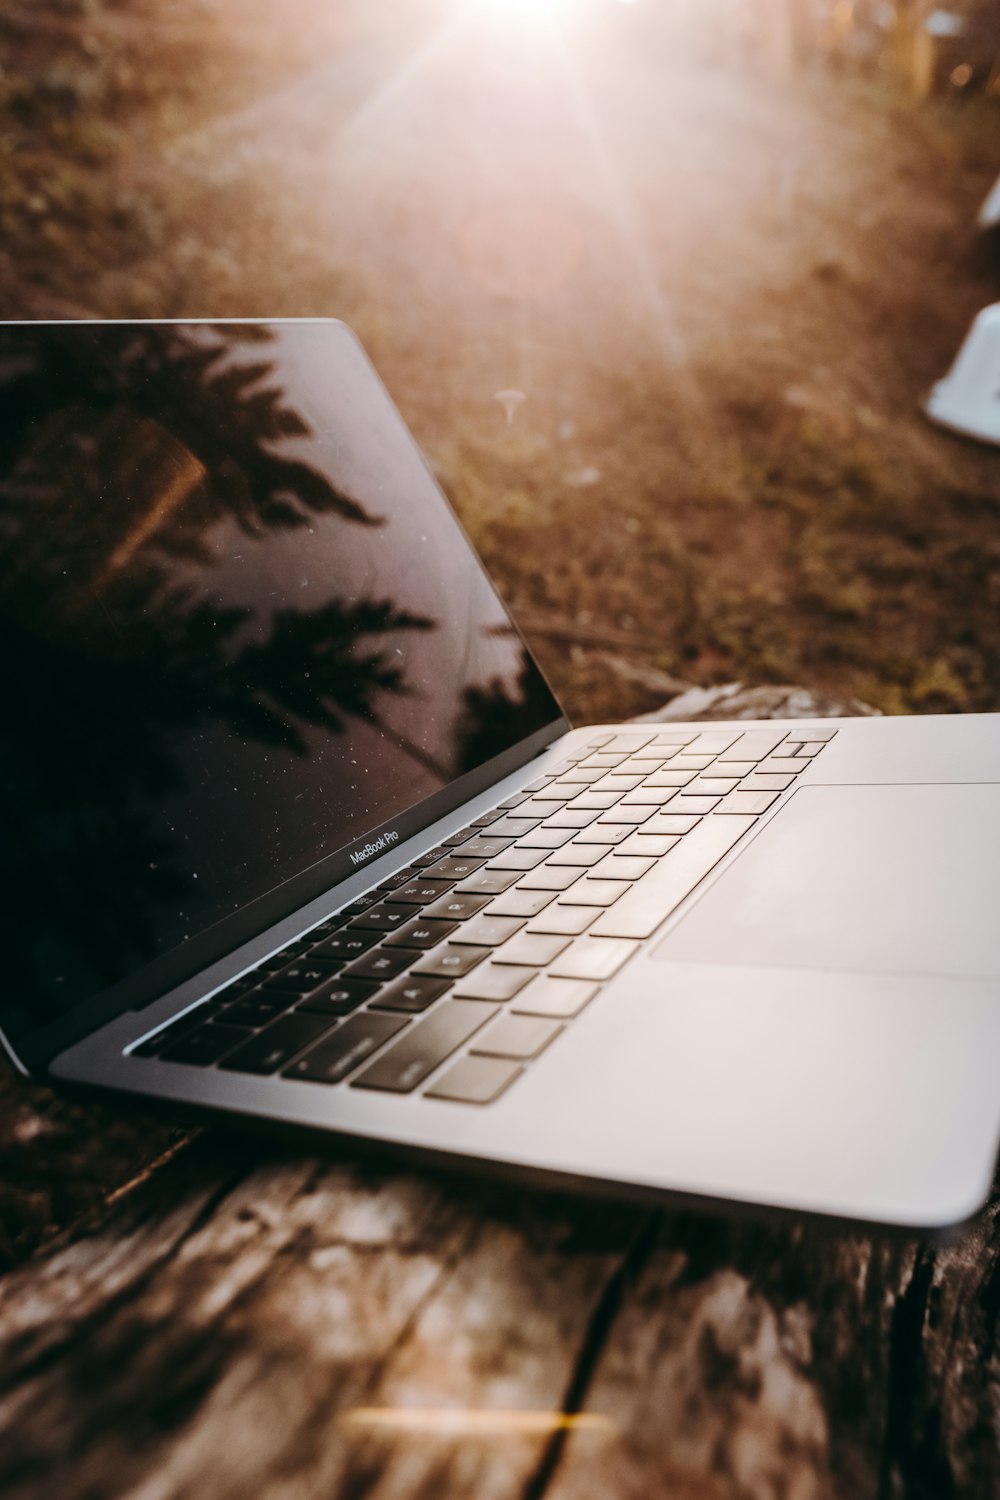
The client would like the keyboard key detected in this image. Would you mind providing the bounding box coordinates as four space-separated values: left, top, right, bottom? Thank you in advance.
591 774 646 792
454 836 516 859
412 943 491 978
686 731 742 755
220 1013 334 1075
391 878 460 904
423 857 485 883
616 757 665 776
422 892 492 921
411 842 456 866
545 843 615 867
795 743 824 757
303 916 350 939
557 879 626 907
425 1056 522 1104
741 773 796 792
159 1021 252 1066
262 957 343 992
371 974 452 1013
603 733 656 752
669 795 722 815
512 976 598 1019
296 977 380 1015
490 931 571 966
649 731 696 747
549 936 638 981
378 867 422 890
383 917 459 949
526 905 601 936
589 854 656 881
796 727 837 742
485 815 543 838
441 826 481 848
284 1013 408 1084
450 913 526 947
352 1000 498 1093
551 767 607 785
542 781 589 801
716 790 781 815
339 892 382 916
221 994 298 1027
572 823 633 845
717 731 787 762
311 928 381 960
517 825 578 850
541 807 603 829
594 805 657 825
484 888 557 918
348 903 414 931
469 809 507 828
341 947 413 982
667 756 716 771
208 975 262 1004
685 777 740 796
133 1002 214 1056
255 947 309 975
642 770 695 788
453 964 536 1001
642 814 703 836
471 1015 562 1060
617 832 681 857
516 865 584 892
756 757 810 776
619 787 682 806
453 868 521 896
545 758 585 775
487 845 550 872
770 741 804 757
569 790 626 810
520 799 569 820
590 815 757 939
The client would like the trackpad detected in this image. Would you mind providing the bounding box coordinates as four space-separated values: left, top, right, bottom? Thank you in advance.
653 783 1000 979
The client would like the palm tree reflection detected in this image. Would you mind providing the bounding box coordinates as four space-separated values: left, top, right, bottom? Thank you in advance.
0 323 436 1013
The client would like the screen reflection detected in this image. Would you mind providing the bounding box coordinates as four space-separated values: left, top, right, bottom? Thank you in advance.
0 321 559 1038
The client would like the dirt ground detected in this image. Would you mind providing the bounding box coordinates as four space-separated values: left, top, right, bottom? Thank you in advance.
3 0 1000 726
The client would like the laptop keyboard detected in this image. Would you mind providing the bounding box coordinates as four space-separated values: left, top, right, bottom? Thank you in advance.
130 725 837 1104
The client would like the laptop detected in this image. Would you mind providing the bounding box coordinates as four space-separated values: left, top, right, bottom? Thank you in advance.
2 317 998 1231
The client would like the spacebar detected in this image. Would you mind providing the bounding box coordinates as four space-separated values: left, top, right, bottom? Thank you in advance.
589 816 758 939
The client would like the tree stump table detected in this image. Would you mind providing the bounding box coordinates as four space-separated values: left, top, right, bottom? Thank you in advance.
1 689 997 1500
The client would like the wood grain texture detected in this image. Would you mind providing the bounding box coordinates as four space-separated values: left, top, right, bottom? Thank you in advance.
2 690 997 1500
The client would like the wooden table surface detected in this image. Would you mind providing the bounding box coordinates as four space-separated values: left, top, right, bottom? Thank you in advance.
2 689 998 1500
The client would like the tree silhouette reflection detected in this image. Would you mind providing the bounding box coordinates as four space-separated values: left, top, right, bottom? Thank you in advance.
456 633 560 776
0 324 435 1021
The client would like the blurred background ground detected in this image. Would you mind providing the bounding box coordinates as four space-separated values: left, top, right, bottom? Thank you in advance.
3 0 1000 731
1 0 1000 1271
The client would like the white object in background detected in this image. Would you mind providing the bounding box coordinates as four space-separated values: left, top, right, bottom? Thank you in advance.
926 9 965 38
925 301 1000 445
979 173 1000 229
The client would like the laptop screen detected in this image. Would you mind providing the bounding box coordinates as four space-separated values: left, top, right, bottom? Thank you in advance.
0 321 562 1049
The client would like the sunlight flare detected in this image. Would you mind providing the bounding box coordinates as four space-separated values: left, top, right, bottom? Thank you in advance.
340 1407 618 1436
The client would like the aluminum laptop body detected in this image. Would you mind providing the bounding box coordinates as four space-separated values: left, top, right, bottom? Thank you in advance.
2 318 998 1231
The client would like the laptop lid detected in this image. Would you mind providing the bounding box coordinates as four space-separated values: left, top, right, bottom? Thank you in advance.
0 319 567 1075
